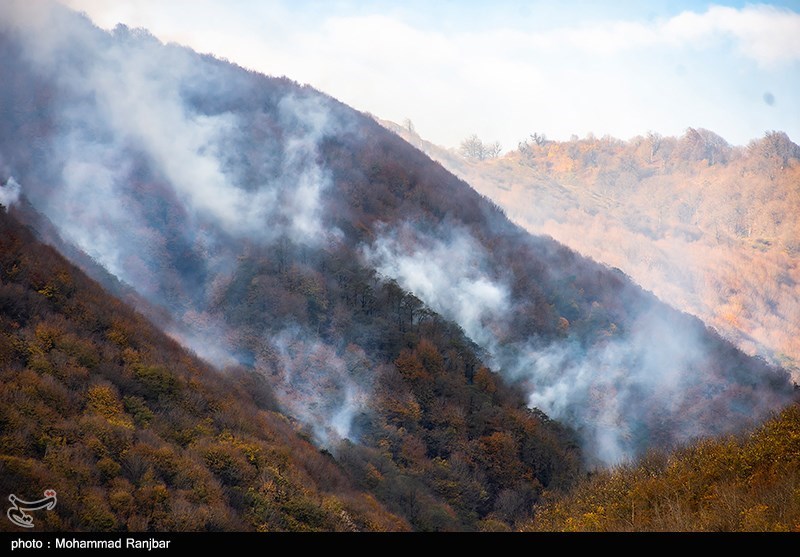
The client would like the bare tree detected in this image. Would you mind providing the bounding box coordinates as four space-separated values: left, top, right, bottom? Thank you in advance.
485 141 502 159
646 131 662 162
518 133 547 158
460 134 487 160
460 134 502 161
759 131 800 167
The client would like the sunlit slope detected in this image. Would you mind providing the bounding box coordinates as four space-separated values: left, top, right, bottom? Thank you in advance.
386 122 800 382
0 208 408 532
523 401 800 532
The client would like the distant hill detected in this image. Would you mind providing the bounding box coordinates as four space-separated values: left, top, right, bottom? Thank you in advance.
382 121 800 383
0 0 795 532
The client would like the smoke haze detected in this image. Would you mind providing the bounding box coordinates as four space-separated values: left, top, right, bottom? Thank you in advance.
363 221 510 349
256 326 372 448
0 0 360 441
0 176 22 209
364 222 791 465
0 1 792 467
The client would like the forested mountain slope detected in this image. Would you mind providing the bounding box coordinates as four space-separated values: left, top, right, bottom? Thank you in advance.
384 121 800 383
0 208 408 531
523 401 800 532
0 1 795 531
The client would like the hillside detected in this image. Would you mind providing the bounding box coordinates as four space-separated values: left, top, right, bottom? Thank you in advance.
0 1 796 532
522 401 800 532
0 207 408 531
383 121 800 382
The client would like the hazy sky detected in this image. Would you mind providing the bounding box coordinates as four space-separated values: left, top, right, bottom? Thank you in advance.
59 0 800 150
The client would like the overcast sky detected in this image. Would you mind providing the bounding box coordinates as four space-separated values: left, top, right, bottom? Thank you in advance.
59 0 800 150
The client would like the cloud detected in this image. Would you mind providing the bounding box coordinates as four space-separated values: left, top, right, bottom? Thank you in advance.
478 4 800 66
662 5 800 66
56 1 800 147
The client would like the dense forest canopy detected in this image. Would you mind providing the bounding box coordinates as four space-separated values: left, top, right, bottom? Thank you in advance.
0 1 797 532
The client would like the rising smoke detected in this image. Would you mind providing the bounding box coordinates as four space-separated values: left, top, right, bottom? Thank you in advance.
0 177 22 209
364 221 791 465
362 220 510 349
255 326 373 448
0 1 791 465
1 1 339 292
0 0 361 443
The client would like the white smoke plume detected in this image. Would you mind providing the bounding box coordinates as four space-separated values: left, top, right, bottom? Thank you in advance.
363 221 510 349
256 327 373 448
0 1 354 446
364 221 790 466
0 1 338 291
0 177 22 209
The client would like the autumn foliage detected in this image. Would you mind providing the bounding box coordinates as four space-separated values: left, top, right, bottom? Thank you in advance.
524 402 800 532
0 11 796 533
0 210 408 532
394 124 800 381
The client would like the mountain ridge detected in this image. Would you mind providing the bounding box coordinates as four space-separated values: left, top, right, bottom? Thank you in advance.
380 119 800 383
0 0 795 531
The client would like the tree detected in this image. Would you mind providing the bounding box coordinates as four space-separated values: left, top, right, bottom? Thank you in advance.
677 128 730 166
756 131 800 167
460 134 486 160
460 134 502 161
531 133 547 146
518 133 547 158
485 141 502 159
646 131 662 162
